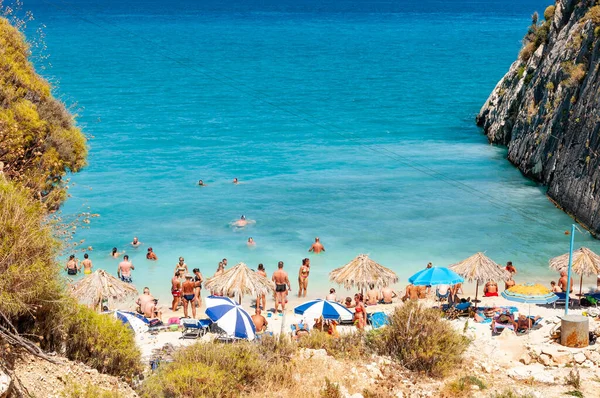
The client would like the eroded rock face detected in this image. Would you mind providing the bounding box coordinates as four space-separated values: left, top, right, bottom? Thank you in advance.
477 0 600 235
0 369 12 398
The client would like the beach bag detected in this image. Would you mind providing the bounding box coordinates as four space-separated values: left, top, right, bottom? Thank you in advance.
149 319 163 327
168 317 180 325
580 297 592 307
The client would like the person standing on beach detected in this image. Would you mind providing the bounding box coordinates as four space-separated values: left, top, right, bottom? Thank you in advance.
181 274 197 319
256 264 267 310
272 261 290 313
171 271 182 311
65 255 79 275
117 255 134 283
308 237 325 253
193 268 203 309
81 253 93 275
298 258 310 297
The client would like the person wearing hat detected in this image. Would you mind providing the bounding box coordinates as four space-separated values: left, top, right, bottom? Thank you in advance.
181 274 197 318
146 247 157 260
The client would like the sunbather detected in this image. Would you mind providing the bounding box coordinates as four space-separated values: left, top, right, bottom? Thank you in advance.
484 281 498 297
516 314 541 333
491 312 516 333
292 322 310 340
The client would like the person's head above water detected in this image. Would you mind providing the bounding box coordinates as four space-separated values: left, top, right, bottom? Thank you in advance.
148 247 153 252
241 215 246 220
133 237 138 243
198 180 204 185
112 247 117 254
233 178 238 184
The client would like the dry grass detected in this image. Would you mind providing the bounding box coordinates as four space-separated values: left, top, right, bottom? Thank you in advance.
298 330 368 360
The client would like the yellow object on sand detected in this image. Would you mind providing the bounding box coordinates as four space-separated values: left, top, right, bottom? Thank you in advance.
506 283 551 295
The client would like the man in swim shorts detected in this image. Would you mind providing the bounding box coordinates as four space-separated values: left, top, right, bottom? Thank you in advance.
181 274 197 319
81 253 93 275
171 271 182 311
117 255 134 283
308 237 325 253
380 286 397 304
272 261 290 313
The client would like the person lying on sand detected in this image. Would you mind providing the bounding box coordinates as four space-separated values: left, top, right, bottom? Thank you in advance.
516 314 541 333
292 323 309 340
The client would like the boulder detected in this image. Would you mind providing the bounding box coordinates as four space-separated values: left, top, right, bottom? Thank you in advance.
539 353 552 366
584 350 600 364
0 369 12 398
573 352 586 364
519 353 532 365
553 353 572 366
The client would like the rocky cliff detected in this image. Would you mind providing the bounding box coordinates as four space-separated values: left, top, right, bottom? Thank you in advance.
477 0 600 235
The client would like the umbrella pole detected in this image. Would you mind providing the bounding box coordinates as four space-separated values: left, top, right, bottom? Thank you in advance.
474 280 479 310
579 275 583 298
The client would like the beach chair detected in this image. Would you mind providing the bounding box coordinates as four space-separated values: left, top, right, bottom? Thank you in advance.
180 318 213 339
492 313 515 334
445 301 472 320
553 292 573 309
367 312 389 329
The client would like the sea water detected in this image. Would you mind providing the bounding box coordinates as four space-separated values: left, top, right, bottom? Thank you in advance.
22 0 600 302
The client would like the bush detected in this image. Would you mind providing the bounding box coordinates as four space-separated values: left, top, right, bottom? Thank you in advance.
320 378 342 398
298 330 368 360
519 42 537 62
61 381 124 398
369 301 470 377
584 6 600 25
138 340 295 398
441 375 486 397
565 367 581 389
65 305 142 378
544 5 555 21
489 391 534 398
561 62 587 87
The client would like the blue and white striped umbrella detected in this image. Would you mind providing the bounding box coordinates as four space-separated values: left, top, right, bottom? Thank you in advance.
294 299 353 321
205 296 256 340
408 267 464 286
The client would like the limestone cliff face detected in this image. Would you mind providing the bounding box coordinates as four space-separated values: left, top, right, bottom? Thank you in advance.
477 0 600 235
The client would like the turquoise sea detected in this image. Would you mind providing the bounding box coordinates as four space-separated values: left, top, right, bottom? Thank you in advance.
24 0 600 301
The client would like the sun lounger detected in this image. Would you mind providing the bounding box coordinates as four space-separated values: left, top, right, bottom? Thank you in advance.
367 312 389 328
553 292 574 309
180 318 213 339
492 313 515 334
436 288 450 302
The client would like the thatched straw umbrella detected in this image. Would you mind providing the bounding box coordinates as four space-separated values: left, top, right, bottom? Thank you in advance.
329 254 398 293
70 269 138 312
450 252 510 305
549 247 600 296
204 262 275 305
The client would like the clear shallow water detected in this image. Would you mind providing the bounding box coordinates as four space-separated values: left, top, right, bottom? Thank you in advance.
23 0 600 301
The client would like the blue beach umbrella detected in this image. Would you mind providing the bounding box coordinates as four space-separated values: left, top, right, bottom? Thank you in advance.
294 299 353 322
205 295 256 340
408 267 464 286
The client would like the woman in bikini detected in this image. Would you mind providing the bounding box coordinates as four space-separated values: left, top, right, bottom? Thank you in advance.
353 293 367 329
256 263 267 309
174 257 188 275
298 258 310 297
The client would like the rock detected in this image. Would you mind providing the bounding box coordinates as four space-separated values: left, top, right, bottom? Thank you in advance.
519 353 532 365
0 369 12 398
539 353 552 366
553 353 572 366
508 364 555 384
541 346 562 358
585 350 600 364
476 0 600 235
582 360 594 368
348 394 363 398
480 362 493 374
573 352 586 364
395 392 404 398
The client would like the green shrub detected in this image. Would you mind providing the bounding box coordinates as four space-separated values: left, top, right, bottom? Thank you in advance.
544 5 555 21
65 305 142 378
61 381 124 398
517 65 526 78
442 375 486 397
565 391 583 398
138 340 295 398
546 81 555 91
369 301 470 377
298 330 368 360
565 367 581 389
519 42 536 62
561 62 587 87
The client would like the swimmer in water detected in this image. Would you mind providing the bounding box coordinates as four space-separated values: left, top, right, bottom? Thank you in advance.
198 179 205 186
111 247 124 258
233 178 239 184
247 237 255 246
308 237 325 254
131 237 141 247
234 215 248 228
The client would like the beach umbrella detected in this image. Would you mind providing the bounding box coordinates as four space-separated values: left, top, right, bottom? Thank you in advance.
501 283 559 305
205 295 256 340
113 310 149 334
408 267 464 286
549 247 600 296
329 254 399 292
450 252 510 304
70 269 138 312
204 262 275 304
294 299 353 322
